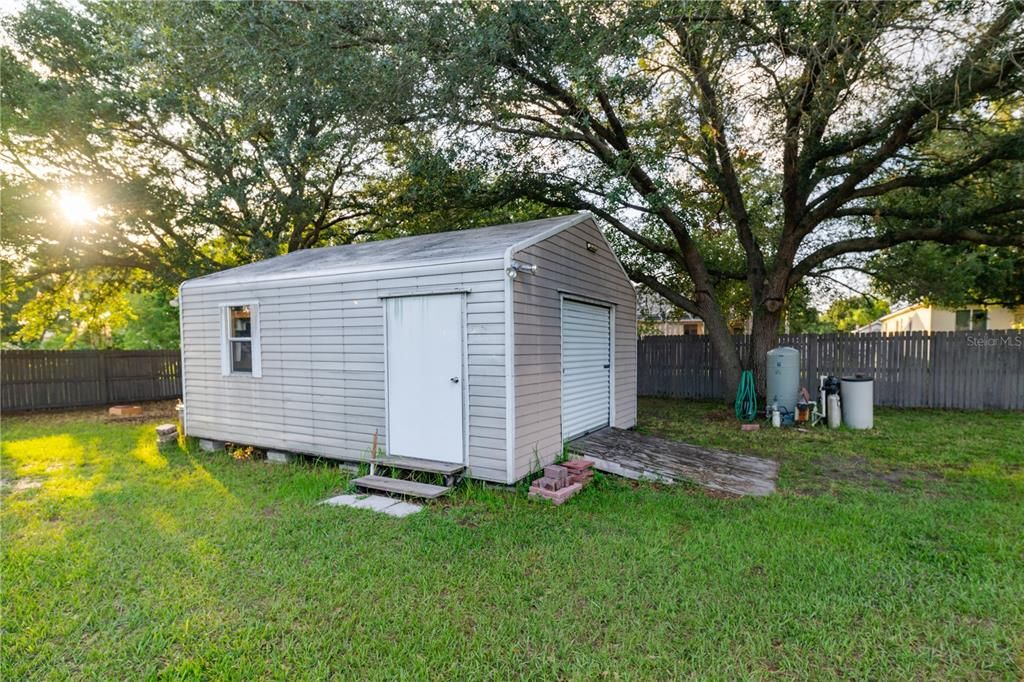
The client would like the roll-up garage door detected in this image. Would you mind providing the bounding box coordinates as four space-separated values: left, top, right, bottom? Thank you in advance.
561 299 611 440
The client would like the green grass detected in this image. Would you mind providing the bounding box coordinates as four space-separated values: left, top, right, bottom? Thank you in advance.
2 400 1023 679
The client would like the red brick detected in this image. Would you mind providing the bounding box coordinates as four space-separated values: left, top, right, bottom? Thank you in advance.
535 476 561 491
568 473 593 486
562 459 594 471
544 465 568 482
109 405 142 416
529 482 582 505
740 423 760 432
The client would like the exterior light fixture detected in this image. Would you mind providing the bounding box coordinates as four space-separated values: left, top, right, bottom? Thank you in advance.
505 260 538 278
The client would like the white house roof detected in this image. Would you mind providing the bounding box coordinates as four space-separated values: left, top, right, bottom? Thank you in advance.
182 213 590 289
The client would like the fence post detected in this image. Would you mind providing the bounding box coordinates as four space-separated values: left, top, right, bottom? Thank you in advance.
97 351 110 405
806 334 818 390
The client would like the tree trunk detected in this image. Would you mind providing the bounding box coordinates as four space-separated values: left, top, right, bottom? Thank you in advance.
701 311 743 403
747 308 783 397
701 306 782 406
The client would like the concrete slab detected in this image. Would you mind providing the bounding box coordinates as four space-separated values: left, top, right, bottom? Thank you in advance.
380 501 423 518
320 493 423 517
321 494 362 507
349 494 404 512
198 439 225 452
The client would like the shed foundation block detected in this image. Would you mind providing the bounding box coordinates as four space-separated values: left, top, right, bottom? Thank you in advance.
199 439 225 452
267 450 297 464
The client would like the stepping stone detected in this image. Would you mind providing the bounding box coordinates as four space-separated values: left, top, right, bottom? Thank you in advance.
349 494 403 512
320 493 423 517
322 494 362 507
380 501 423 518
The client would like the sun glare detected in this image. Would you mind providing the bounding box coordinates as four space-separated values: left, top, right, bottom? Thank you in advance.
58 190 98 225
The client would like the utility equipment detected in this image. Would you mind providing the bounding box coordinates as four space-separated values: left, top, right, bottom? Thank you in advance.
766 347 800 417
841 375 874 429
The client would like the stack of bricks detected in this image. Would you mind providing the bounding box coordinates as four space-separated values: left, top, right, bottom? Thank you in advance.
155 423 178 445
528 458 595 505
562 458 594 486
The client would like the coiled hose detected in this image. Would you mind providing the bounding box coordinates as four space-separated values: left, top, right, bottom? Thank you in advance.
734 370 757 422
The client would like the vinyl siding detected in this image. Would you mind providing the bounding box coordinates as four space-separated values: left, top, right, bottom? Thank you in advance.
511 219 638 481
180 259 508 482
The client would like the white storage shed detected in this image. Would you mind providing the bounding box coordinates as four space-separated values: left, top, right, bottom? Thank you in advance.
178 213 637 484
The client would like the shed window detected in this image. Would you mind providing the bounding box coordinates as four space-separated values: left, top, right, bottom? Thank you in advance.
222 304 261 377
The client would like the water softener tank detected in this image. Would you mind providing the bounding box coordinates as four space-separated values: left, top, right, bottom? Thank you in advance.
766 346 801 417
841 375 874 429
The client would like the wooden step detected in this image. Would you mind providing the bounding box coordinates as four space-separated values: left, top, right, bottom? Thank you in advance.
373 456 465 476
352 475 451 499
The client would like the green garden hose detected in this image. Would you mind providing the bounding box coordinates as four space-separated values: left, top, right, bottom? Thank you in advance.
734 370 757 422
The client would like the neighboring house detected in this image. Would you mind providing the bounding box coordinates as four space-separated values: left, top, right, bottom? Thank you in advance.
639 316 748 336
177 213 637 485
854 303 1024 334
643 318 705 336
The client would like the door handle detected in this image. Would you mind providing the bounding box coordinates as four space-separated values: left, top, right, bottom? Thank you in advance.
450 377 460 383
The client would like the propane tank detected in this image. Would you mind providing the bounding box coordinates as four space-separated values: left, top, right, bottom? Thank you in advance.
770 405 782 428
827 394 842 429
766 347 801 416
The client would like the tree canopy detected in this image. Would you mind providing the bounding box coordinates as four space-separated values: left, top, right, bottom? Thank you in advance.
0 1 550 345
3 0 1022 393
373 0 1024 393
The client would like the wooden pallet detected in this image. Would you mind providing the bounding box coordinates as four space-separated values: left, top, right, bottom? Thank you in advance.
569 428 778 497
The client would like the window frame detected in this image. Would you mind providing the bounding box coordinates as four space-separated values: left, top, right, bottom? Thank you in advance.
955 308 989 332
971 309 988 331
220 302 262 378
955 309 971 332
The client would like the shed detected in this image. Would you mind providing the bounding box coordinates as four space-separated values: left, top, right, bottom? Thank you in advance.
178 212 637 484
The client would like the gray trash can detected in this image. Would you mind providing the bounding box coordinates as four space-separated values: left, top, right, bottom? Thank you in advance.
840 375 873 429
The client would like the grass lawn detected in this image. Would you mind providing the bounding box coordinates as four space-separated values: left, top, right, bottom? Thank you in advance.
2 399 1023 679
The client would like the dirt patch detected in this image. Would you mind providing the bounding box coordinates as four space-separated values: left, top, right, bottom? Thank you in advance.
702 487 741 500
700 409 735 424
798 454 944 495
454 515 479 529
5 400 179 426
0 478 43 493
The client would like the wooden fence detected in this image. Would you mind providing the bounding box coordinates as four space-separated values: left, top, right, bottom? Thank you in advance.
1 350 182 412
638 330 1024 410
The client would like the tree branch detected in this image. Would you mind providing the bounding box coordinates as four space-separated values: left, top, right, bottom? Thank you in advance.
626 268 702 318
790 223 1024 287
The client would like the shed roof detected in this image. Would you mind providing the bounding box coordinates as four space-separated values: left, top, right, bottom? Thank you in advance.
182 213 590 288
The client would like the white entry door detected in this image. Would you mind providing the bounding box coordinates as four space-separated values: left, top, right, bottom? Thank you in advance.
561 299 612 440
385 294 464 463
